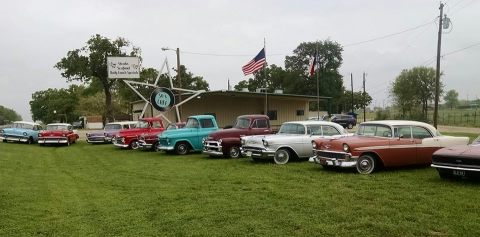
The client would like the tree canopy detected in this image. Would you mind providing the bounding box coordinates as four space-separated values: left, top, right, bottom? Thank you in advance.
443 89 459 110
55 34 140 123
0 105 22 125
390 66 443 120
29 86 80 124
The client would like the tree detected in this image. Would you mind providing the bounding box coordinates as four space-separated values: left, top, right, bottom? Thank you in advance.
443 89 459 109
29 86 80 124
0 105 22 125
338 90 372 112
390 66 443 120
55 34 140 123
284 40 344 112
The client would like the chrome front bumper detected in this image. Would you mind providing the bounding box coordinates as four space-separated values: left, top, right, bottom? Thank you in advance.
86 136 111 143
431 164 480 172
0 136 29 143
38 138 68 144
241 147 275 159
112 138 129 148
313 150 358 168
158 145 174 151
203 140 223 156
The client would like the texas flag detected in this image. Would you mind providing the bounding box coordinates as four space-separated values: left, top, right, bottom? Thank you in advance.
308 53 317 78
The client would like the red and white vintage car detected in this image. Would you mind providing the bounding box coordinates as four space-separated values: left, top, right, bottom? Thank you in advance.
311 120 469 174
38 123 79 146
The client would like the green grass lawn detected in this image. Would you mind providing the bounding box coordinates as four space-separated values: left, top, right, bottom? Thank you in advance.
1 135 480 236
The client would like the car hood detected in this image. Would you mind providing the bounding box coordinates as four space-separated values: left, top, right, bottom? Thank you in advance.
40 130 69 136
434 144 480 159
208 128 249 140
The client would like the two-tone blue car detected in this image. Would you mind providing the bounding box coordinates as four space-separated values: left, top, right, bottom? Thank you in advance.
0 121 43 144
157 115 219 155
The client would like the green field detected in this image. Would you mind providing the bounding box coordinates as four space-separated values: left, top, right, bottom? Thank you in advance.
1 134 480 236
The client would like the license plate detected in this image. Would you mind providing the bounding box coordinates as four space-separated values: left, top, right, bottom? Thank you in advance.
319 158 327 165
246 151 252 157
453 170 465 176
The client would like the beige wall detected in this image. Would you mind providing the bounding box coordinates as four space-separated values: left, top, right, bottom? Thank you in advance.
132 93 322 129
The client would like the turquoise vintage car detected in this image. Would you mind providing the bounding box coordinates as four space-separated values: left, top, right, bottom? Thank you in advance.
0 121 43 144
157 115 219 155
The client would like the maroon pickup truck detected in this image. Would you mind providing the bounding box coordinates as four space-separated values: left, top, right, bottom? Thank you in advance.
113 117 165 149
203 114 273 158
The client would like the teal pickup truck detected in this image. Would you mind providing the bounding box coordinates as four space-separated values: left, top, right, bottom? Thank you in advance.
157 115 219 155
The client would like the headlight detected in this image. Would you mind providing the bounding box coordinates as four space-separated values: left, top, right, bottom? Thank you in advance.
121 137 125 143
312 141 317 149
38 133 42 137
218 139 222 144
241 139 245 145
104 133 107 136
343 144 350 152
86 133 90 137
262 139 268 147
139 136 145 140
202 137 206 143
23 132 28 136
62 134 67 137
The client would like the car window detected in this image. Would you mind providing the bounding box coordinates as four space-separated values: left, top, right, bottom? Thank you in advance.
393 126 412 139
185 118 199 128
253 119 268 129
200 119 214 128
123 125 130 129
358 124 391 137
234 118 250 129
278 123 305 135
152 121 162 128
322 125 341 136
412 126 432 139
306 125 322 135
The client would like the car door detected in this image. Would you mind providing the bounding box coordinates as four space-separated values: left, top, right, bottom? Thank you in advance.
251 118 270 135
197 118 217 150
411 126 436 165
389 126 417 166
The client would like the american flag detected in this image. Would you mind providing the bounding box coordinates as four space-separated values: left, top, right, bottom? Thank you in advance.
242 48 266 75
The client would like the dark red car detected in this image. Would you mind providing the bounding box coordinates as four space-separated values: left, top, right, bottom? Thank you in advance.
38 123 79 146
113 117 165 149
203 114 273 158
432 137 480 179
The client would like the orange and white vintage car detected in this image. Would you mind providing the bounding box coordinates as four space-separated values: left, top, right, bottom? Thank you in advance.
311 120 469 174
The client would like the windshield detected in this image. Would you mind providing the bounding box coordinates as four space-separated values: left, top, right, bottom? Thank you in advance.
105 124 122 130
234 118 250 129
136 121 149 128
15 123 34 130
185 118 199 128
47 125 68 130
278 123 305 135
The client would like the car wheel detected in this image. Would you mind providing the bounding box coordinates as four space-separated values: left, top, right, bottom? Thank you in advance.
274 148 290 165
27 137 33 144
356 154 377 174
152 142 160 152
130 140 139 150
175 142 189 155
3 139 7 143
347 123 353 129
229 146 241 158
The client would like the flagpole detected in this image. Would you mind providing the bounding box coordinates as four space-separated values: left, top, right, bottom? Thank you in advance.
316 44 320 120
264 37 268 116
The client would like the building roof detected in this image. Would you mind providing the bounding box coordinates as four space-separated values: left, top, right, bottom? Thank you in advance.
131 90 331 104
14 121 40 126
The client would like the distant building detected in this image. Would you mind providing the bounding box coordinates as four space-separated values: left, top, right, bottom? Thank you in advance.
131 90 330 129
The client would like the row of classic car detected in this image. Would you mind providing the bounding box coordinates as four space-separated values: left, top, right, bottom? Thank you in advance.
0 121 79 146
1 117 478 179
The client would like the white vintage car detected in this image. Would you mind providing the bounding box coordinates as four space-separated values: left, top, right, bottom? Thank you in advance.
241 120 349 164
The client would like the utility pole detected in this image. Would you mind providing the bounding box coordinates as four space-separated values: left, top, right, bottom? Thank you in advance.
350 73 354 113
176 48 182 120
433 2 444 128
363 72 366 122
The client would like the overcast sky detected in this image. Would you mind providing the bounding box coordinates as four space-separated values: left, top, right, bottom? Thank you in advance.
1 0 479 121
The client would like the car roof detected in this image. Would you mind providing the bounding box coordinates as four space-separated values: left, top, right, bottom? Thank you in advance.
189 115 215 119
360 120 437 131
107 121 137 125
238 114 269 119
14 121 40 126
47 123 71 126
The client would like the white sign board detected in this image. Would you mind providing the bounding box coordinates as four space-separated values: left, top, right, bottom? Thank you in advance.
107 57 141 79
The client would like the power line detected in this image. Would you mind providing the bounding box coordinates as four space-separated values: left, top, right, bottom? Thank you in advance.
343 20 436 47
421 41 480 65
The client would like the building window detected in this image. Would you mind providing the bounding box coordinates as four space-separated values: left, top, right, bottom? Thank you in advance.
267 110 277 121
296 110 304 116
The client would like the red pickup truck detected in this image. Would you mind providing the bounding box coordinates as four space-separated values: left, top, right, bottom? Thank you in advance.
113 117 164 149
203 114 273 158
